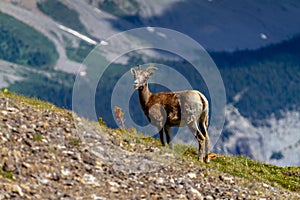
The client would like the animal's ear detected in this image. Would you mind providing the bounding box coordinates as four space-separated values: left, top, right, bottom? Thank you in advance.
130 68 136 76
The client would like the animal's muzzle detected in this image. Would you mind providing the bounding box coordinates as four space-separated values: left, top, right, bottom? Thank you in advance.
133 80 139 90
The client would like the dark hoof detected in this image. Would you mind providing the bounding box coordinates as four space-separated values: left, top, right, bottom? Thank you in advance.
204 156 210 164
197 157 204 162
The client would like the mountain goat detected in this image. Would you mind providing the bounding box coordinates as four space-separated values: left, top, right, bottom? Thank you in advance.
131 65 211 163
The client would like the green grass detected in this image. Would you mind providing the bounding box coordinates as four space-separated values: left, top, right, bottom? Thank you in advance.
214 155 300 192
7 70 74 110
33 134 42 141
1 89 66 113
0 168 14 181
98 117 107 126
70 138 81 147
0 12 58 68
173 144 300 192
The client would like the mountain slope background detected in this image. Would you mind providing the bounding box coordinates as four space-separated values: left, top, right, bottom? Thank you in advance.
0 0 299 166
95 0 300 51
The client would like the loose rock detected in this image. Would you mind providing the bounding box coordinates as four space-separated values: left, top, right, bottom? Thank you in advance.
0 94 299 199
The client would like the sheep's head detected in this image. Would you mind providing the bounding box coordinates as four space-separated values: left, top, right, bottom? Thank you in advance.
130 65 158 90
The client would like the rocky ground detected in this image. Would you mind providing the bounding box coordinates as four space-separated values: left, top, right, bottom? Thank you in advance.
0 93 299 200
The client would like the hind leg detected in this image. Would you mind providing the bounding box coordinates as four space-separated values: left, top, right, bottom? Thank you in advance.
188 121 205 161
199 116 210 163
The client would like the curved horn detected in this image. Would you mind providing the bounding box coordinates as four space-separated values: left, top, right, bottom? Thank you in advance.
145 66 158 72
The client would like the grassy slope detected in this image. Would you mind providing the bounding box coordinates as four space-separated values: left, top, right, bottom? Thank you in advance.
0 12 58 68
185 149 300 192
0 90 299 193
7 70 74 110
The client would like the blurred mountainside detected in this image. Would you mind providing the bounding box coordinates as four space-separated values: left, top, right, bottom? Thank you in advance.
0 0 299 166
95 0 300 51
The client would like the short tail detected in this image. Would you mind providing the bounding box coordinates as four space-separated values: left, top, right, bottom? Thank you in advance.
198 91 209 127
205 111 209 127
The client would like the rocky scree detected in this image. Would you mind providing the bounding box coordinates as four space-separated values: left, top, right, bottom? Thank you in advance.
0 94 299 199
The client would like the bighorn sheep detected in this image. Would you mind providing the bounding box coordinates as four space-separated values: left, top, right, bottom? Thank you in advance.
131 65 211 162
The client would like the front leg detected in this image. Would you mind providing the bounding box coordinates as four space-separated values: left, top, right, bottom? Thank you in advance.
159 128 165 146
164 126 173 149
